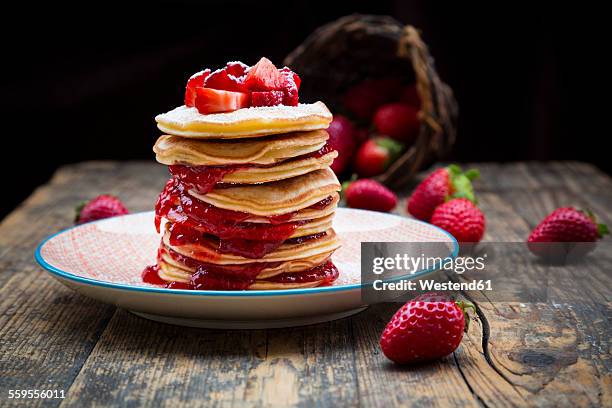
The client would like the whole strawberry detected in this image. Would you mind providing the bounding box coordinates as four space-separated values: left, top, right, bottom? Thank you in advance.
408 165 480 221
354 137 403 177
528 208 608 243
344 179 397 212
76 195 129 224
326 115 356 175
373 103 420 144
527 208 608 258
431 198 485 242
380 293 474 364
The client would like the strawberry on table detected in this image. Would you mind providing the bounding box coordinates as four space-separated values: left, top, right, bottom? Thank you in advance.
374 102 420 144
344 179 397 212
326 115 357 175
430 198 485 243
407 165 480 222
354 137 403 177
194 88 250 114
527 207 608 258
76 195 129 224
380 292 475 364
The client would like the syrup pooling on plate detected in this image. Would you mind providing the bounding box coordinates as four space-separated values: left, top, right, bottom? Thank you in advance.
150 246 335 290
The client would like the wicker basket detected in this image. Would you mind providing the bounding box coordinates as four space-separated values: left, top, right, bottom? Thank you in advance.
284 14 458 188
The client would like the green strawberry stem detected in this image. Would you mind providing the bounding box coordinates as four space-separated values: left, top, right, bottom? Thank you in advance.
375 137 404 168
447 164 480 204
583 209 609 238
455 300 477 332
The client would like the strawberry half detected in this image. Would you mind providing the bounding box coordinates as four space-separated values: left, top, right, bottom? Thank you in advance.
184 69 211 107
244 57 284 91
251 91 284 107
407 165 480 221
204 68 247 93
194 88 250 114
225 61 249 77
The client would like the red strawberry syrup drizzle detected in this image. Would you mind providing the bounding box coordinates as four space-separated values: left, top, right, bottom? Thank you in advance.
143 246 338 290
167 143 333 194
145 142 337 289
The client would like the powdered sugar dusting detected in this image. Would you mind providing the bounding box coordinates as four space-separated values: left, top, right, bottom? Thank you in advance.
156 102 332 126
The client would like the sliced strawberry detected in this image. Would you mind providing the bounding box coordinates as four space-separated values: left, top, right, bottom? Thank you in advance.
282 87 299 106
204 68 247 93
251 91 284 107
184 69 211 107
194 88 250 114
244 57 284 91
280 67 301 90
226 61 249 77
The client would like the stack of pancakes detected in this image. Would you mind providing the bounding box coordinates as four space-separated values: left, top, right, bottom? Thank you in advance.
149 102 342 290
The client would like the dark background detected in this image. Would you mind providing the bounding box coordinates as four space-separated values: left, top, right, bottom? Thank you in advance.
1 1 602 219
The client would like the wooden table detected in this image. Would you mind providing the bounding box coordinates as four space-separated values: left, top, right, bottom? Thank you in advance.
0 161 610 407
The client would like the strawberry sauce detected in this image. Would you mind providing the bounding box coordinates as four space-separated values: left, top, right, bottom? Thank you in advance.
167 143 333 194
155 177 334 258
144 247 338 290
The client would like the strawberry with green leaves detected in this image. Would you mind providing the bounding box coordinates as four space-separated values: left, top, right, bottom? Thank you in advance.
527 207 608 259
407 165 480 222
380 292 475 364
354 137 403 177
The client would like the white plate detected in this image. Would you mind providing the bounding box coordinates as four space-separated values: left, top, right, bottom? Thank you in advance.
35 209 457 329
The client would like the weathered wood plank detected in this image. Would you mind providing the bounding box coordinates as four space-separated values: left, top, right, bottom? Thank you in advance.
450 162 612 407
0 161 610 407
0 162 166 407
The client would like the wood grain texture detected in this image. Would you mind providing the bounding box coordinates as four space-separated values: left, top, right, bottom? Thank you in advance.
0 161 610 407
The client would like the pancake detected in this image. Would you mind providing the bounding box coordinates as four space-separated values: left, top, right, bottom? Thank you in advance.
155 102 332 139
190 168 340 216
158 260 333 290
159 247 331 281
221 152 337 184
243 193 339 223
158 253 335 290
164 228 340 265
164 213 334 240
154 130 329 166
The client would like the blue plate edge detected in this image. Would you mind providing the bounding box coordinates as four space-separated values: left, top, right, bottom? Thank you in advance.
34 210 460 298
